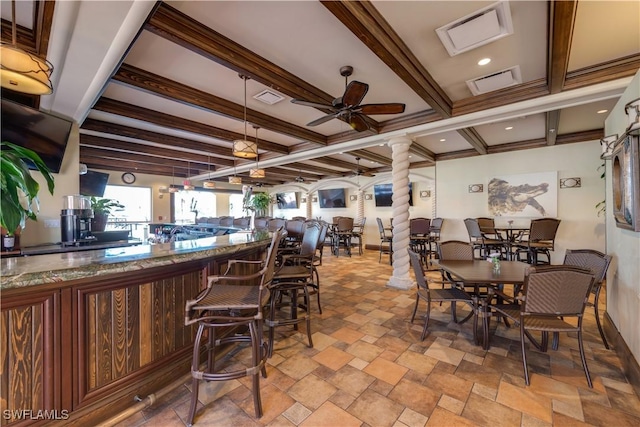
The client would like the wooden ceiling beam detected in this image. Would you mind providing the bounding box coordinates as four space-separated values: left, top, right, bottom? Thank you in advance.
458 128 488 155
81 156 188 178
80 134 234 167
312 156 363 171
322 0 452 117
349 149 392 166
409 144 436 163
564 54 640 90
546 110 560 146
285 162 346 176
81 147 208 170
113 63 327 145
547 0 577 94
91 98 289 154
452 79 550 116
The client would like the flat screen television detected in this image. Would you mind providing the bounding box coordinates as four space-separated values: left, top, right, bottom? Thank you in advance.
80 170 109 197
318 188 346 208
1 98 73 173
374 183 413 207
276 192 299 209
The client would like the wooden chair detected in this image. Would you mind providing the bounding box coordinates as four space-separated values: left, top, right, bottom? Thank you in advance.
376 217 392 265
464 218 505 259
563 249 613 348
514 218 561 264
184 229 282 424
409 250 474 341
350 217 366 255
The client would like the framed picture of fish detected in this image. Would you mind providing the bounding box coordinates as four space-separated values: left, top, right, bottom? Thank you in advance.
488 172 557 218
611 133 640 231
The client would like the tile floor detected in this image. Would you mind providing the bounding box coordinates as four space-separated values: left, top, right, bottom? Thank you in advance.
115 250 640 427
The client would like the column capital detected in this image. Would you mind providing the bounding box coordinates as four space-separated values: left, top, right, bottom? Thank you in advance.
387 135 413 147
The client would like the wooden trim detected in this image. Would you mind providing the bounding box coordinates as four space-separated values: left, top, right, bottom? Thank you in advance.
564 54 640 91
409 143 436 163
604 313 640 398
458 128 488 155
452 79 550 116
546 110 561 145
321 0 452 117
547 0 577 93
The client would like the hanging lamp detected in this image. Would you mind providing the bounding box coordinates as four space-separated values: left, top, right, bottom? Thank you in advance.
0 0 54 95
203 155 216 189
232 74 258 158
183 161 194 190
168 166 179 193
249 125 265 178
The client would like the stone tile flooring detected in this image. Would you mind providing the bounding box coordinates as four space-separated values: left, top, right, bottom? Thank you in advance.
115 250 640 426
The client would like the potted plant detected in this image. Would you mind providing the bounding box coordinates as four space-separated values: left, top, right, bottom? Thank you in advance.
251 192 272 217
1 142 55 250
90 196 124 232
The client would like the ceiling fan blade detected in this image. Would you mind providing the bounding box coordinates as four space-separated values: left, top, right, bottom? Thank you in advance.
348 113 370 132
342 81 369 107
307 113 340 127
359 103 406 115
291 99 335 110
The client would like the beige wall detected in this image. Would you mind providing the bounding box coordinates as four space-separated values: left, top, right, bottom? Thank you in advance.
435 142 606 264
604 70 640 364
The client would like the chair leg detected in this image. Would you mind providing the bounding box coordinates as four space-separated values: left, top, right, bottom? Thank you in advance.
312 266 322 314
410 295 419 323
248 321 264 418
593 284 610 349
577 328 593 388
521 324 531 385
302 285 314 348
421 300 431 341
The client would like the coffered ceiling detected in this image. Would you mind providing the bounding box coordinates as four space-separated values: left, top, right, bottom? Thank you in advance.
2 0 639 187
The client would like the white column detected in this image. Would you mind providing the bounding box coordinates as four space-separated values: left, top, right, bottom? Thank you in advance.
306 192 313 220
356 190 364 223
387 135 414 290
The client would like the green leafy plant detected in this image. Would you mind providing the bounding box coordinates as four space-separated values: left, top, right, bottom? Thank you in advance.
89 196 124 215
251 192 273 217
1 142 55 236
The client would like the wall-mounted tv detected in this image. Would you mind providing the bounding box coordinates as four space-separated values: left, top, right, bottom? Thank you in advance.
318 188 346 208
80 170 110 197
1 98 73 173
373 183 413 207
276 192 299 209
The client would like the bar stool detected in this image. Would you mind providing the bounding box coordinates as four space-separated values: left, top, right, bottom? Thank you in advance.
184 229 282 425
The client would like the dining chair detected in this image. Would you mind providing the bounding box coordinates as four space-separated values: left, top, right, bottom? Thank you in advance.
409 217 431 263
500 265 595 388
409 250 474 341
427 217 444 261
514 218 561 264
476 217 501 240
563 249 613 348
184 228 283 424
376 217 392 264
464 218 505 259
333 216 354 257
350 217 366 255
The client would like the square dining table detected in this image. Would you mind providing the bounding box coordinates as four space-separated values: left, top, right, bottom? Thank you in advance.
435 259 529 349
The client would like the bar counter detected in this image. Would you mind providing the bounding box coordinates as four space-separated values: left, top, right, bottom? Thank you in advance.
0 231 272 426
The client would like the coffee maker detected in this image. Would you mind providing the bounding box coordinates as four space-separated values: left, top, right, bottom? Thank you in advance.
61 195 96 246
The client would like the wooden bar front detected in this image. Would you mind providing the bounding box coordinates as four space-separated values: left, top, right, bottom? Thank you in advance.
0 234 271 425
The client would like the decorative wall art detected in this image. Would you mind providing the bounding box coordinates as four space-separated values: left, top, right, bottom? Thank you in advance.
468 184 483 193
560 177 581 189
301 197 307 203
611 133 640 231
312 196 318 203
488 172 557 217
420 190 431 198
365 194 373 200
349 195 357 201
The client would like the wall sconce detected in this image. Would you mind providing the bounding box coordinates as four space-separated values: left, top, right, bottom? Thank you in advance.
301 197 307 203
364 194 373 200
560 178 581 189
312 196 318 203
419 190 431 198
349 195 357 201
625 98 640 134
468 184 483 193
600 134 618 159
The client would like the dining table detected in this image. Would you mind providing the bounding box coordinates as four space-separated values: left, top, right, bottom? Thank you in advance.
493 227 530 260
435 259 529 349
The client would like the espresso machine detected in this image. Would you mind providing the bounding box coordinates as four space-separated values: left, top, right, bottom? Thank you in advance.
61 195 96 246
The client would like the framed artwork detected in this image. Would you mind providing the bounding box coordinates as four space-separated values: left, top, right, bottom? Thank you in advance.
420 190 431 198
468 184 483 193
349 195 357 201
488 171 557 217
560 177 581 189
612 134 640 231
365 194 373 200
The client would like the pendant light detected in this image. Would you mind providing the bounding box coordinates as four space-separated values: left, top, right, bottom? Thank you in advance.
249 125 265 179
203 155 216 189
183 161 194 190
0 0 54 95
232 74 258 158
168 166 179 193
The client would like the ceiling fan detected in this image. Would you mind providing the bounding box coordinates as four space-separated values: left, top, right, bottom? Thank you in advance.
350 157 375 177
291 66 405 132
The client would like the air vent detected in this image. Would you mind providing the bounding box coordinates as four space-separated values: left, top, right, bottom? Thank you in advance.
436 1 513 56
253 89 285 105
466 65 522 95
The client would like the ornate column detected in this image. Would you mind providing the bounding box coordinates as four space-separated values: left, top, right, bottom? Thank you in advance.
306 192 313 220
387 135 414 290
356 189 364 224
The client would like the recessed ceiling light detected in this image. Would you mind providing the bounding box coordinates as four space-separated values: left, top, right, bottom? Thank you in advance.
439 138 446 142
597 109 608 114
505 126 513 130
478 58 491 66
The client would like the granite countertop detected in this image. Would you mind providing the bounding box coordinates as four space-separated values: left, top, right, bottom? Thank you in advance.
0 231 271 291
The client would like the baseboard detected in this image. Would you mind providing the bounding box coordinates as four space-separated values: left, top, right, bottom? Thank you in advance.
604 312 640 397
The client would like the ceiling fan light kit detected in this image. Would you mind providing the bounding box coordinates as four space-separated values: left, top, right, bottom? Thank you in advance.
291 66 405 132
0 1 54 95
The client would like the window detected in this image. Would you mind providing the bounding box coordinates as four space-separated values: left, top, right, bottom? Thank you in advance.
104 185 151 221
173 190 217 224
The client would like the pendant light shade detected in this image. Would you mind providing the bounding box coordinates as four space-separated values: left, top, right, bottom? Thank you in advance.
229 176 242 185
0 2 54 95
233 74 257 158
249 125 265 178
